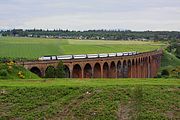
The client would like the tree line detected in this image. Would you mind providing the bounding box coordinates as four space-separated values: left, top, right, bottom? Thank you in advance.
1 29 180 41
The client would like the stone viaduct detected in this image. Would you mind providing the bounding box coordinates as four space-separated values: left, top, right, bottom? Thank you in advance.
17 50 163 78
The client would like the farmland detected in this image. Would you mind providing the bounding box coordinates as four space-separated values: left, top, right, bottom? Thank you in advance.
0 37 179 120
0 37 164 59
0 79 179 119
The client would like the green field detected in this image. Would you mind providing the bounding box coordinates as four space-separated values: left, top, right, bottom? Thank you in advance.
0 79 179 119
0 37 164 59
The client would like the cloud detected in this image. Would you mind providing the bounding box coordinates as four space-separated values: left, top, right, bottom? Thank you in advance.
0 0 180 30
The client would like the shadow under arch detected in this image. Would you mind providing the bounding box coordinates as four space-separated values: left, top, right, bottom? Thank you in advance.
127 59 131 78
123 60 128 78
117 61 122 78
64 65 70 78
94 63 101 78
84 63 92 78
103 62 109 78
72 64 82 78
30 67 42 77
109 61 116 78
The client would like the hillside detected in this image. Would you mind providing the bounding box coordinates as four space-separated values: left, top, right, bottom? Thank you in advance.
0 62 39 79
161 51 180 68
160 50 180 77
0 79 179 120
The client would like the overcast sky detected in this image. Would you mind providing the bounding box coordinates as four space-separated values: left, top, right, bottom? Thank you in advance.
0 0 180 31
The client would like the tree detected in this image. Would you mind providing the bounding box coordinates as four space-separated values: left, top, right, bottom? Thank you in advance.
45 66 56 78
55 61 65 78
175 46 180 59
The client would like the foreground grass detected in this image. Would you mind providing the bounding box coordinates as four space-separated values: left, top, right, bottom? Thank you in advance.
0 37 163 59
0 79 179 120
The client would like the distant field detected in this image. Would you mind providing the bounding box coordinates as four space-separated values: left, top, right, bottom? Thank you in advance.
0 37 164 59
0 79 179 119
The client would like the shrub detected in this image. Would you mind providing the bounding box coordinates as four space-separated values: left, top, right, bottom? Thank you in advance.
0 69 8 77
45 66 56 78
55 61 65 78
161 69 169 77
18 71 25 79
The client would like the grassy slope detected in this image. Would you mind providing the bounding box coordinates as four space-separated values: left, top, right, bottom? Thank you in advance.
0 37 163 59
0 79 179 120
161 50 180 68
0 63 39 79
160 50 180 77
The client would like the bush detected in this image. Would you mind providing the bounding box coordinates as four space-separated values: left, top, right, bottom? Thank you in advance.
17 71 25 79
0 69 8 77
55 61 65 78
161 69 169 77
45 66 56 78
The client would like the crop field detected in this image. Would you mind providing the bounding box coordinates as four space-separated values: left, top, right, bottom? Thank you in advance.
0 37 164 59
0 79 179 119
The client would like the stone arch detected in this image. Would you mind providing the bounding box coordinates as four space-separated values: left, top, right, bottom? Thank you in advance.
45 66 56 78
135 59 139 78
64 65 70 78
139 58 144 78
30 67 42 77
148 56 151 63
123 60 128 78
72 64 82 78
94 63 101 78
131 59 135 78
117 61 122 78
110 61 116 78
128 60 132 78
103 62 109 78
84 63 92 78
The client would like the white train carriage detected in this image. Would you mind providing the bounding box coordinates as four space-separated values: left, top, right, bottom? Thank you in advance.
57 55 73 60
73 54 87 59
128 52 133 56
51 56 57 60
99 53 108 58
108 53 117 57
38 56 57 61
123 52 129 56
87 54 99 58
117 52 123 57
132 51 137 55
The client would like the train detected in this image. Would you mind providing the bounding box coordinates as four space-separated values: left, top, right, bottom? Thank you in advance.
38 51 139 61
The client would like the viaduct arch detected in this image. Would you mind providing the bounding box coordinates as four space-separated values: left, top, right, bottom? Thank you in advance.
17 50 162 78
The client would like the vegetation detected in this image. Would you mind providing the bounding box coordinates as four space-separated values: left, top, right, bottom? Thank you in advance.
166 40 180 59
45 66 56 78
1 29 180 41
0 61 39 79
0 79 179 119
0 31 179 120
160 50 180 78
55 61 65 78
45 61 65 78
0 37 163 59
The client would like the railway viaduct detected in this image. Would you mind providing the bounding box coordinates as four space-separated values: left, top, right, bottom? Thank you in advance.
17 50 163 78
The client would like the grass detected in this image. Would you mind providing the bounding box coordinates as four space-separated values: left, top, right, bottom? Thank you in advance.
0 79 180 119
0 62 39 79
0 37 164 59
160 50 180 77
0 78 179 87
161 50 180 68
